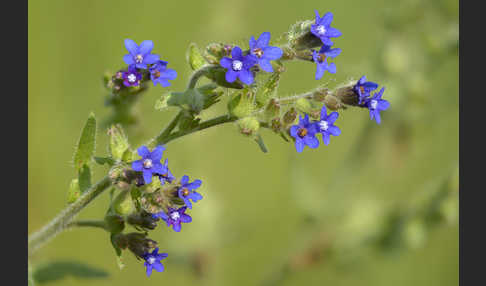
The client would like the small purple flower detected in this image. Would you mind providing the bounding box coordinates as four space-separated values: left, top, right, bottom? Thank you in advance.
159 159 175 185
123 39 160 69
317 105 341 145
220 46 257 85
152 207 192 232
149 60 177 87
354 76 379 105
177 175 203 209
142 248 168 277
313 45 341 80
122 66 143 87
311 11 342 46
132 145 167 184
248 32 283 73
365 87 390 124
289 114 319 153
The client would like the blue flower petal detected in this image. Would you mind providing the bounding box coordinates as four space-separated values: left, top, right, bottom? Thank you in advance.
153 262 164 272
180 214 192 223
123 54 135 65
258 59 274 72
143 170 153 184
151 145 165 161
328 125 341 136
181 175 189 185
322 132 330 145
138 146 150 157
143 54 160 65
231 46 242 59
304 135 319 148
262 46 283 60
220 57 233 69
145 264 153 277
132 160 144 171
326 27 342 37
295 138 305 152
238 69 254 85
138 40 154 55
327 111 339 124
225 70 238 83
256 32 271 48
124 39 138 56
320 12 333 26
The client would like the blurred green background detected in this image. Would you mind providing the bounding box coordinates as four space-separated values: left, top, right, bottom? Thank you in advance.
28 0 458 285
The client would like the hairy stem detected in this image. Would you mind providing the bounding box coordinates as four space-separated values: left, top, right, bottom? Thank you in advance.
28 176 112 257
67 219 109 230
187 65 216 89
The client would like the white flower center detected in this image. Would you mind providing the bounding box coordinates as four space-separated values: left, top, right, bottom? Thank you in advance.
143 159 153 169
135 54 143 63
319 120 329 131
147 257 156 264
127 73 137 83
370 100 378 110
232 60 243 71
316 25 326 35
170 212 180 220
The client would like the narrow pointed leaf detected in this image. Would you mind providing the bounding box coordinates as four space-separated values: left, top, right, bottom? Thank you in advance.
73 113 97 171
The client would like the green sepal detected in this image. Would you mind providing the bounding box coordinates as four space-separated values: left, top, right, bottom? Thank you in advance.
228 88 256 118
178 111 201 131
108 124 130 161
110 233 125 270
238 117 260 136
187 43 207 71
155 92 170 111
256 72 281 107
73 113 97 171
121 149 137 163
105 214 125 234
198 83 223 110
67 178 81 204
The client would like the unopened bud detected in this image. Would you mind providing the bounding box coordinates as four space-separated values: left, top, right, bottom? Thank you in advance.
283 107 297 125
335 85 359 106
206 43 225 58
127 212 158 230
108 124 130 160
105 214 125 234
112 189 135 216
313 88 329 102
238 117 260 136
323 94 345 110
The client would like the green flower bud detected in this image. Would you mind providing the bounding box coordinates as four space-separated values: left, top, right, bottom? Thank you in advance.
206 43 225 58
238 117 260 136
104 214 125 234
295 98 314 115
107 124 130 161
112 189 135 216
187 43 207 71
228 90 256 118
287 20 322 50
283 107 297 125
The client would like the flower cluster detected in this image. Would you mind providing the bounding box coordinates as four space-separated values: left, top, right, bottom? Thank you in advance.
122 39 177 88
220 32 283 85
129 145 203 276
311 11 342 80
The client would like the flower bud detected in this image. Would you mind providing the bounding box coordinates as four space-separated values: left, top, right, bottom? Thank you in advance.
271 118 282 133
112 189 135 216
238 117 260 136
312 87 329 102
335 85 359 106
206 43 225 58
263 98 281 121
283 107 297 125
112 233 158 259
287 20 322 50
105 214 125 234
323 94 345 110
127 212 158 230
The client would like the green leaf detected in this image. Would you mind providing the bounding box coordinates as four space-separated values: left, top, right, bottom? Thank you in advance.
73 113 97 171
33 260 109 284
187 43 207 71
67 178 81 204
94 156 116 166
78 164 92 194
168 89 205 114
254 134 269 153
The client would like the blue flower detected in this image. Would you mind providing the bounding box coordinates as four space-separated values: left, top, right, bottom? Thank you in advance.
365 87 390 124
123 39 160 69
317 105 341 145
312 45 341 80
152 207 192 232
248 32 283 73
354 76 379 105
122 65 143 87
142 248 168 277
220 46 257 85
132 145 167 184
177 175 203 209
289 114 320 152
311 11 342 46
159 159 175 185
149 60 177 87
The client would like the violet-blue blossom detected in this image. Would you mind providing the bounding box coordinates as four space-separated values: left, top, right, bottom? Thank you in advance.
248 32 283 73
354 76 379 105
365 87 390 124
317 105 341 145
149 60 177 87
312 45 341 80
177 175 203 209
123 39 160 69
311 11 342 46
132 145 167 184
220 46 257 85
122 66 143 87
152 207 192 232
159 159 175 185
289 114 320 152
142 248 168 277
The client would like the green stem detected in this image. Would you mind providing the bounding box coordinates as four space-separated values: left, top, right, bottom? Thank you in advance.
67 219 108 230
28 176 112 257
158 114 238 145
187 65 216 89
147 111 184 148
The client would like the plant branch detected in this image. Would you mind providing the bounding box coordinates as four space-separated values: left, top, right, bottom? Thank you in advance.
67 219 109 230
